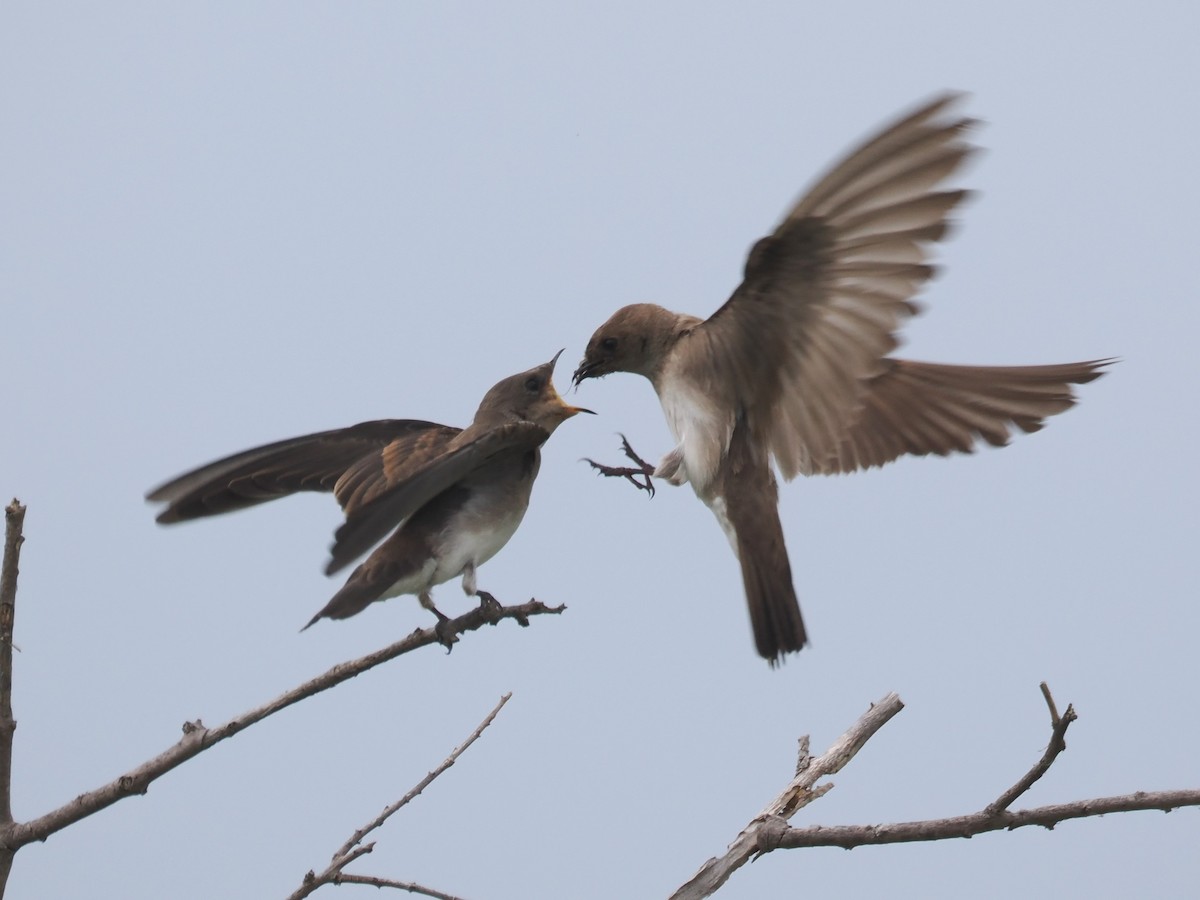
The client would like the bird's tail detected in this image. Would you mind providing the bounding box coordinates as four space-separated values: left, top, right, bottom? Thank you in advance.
820 357 1114 474
717 424 808 664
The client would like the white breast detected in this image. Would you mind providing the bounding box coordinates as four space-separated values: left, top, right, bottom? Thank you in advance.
430 490 530 588
657 369 732 496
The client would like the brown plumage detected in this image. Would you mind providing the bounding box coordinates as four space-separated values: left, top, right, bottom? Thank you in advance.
572 93 1110 664
148 353 590 627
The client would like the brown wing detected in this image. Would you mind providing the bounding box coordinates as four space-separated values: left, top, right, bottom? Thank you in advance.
688 93 977 479
147 419 457 523
326 421 550 574
820 358 1113 474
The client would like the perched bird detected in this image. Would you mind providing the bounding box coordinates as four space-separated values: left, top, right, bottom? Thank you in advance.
148 352 590 629
572 93 1109 664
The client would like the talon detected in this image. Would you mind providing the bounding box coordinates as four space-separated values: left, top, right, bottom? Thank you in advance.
617 433 655 470
585 458 657 497
431 609 459 652
584 434 657 497
476 590 503 622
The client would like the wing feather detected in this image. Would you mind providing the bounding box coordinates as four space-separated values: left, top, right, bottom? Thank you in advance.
326 421 550 574
819 359 1113 474
147 420 453 523
688 94 978 479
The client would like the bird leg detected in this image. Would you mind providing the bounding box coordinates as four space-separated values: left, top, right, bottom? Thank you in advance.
420 591 459 650
461 564 503 622
584 433 657 498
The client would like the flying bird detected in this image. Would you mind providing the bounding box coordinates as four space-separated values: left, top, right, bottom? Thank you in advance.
148 353 590 629
572 93 1109 664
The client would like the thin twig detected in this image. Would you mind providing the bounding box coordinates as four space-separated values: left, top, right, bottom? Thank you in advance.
670 693 905 900
336 693 511 859
289 694 512 900
1039 681 1061 726
334 874 466 899
985 683 1077 816
2 600 561 851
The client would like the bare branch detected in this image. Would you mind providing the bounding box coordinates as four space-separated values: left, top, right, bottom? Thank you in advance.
675 685 1200 898
775 788 1200 848
289 694 512 899
2 600 561 851
335 693 511 860
0 500 28 893
985 683 1077 816
670 692 904 900
334 874 466 899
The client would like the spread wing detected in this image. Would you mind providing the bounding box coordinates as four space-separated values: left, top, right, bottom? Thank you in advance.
147 419 458 523
820 358 1113 474
687 92 977 478
326 421 550 574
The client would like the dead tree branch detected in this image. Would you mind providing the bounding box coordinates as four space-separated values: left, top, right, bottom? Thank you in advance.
0 500 28 894
672 686 1200 898
290 693 511 899
0 533 562 855
671 692 905 899
331 875 463 898
775 788 1200 848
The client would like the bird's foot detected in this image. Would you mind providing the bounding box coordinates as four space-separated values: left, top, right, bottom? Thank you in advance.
476 590 504 624
584 434 656 498
430 608 460 652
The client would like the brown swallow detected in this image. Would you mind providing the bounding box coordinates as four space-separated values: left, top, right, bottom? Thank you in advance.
148 352 591 629
572 93 1110 664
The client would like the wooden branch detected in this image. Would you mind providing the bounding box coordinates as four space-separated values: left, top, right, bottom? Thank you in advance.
775 788 1200 848
333 874 465 898
984 681 1076 816
670 692 904 900
0 500 28 895
0 599 561 852
290 694 511 900
674 684 1200 898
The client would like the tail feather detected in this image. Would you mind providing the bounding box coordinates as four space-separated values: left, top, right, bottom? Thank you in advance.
716 423 807 663
820 357 1113 474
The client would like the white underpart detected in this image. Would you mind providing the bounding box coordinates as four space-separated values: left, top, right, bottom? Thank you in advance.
379 559 438 600
380 490 530 601
656 372 732 496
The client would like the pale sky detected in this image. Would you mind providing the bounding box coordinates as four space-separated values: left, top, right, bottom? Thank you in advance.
3 3 1197 897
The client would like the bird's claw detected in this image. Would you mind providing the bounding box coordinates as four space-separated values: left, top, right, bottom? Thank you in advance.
583 434 657 498
476 590 504 623
431 608 459 652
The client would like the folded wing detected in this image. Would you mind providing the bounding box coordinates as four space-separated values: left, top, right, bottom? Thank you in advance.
326 421 551 574
147 419 455 523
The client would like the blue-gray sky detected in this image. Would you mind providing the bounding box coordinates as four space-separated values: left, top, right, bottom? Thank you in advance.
3 3 1197 897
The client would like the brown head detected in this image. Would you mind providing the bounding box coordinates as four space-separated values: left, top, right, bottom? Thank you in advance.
572 303 693 386
476 350 593 432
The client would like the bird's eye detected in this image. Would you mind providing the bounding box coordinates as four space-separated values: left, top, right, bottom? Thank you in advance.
600 337 618 351
524 376 541 392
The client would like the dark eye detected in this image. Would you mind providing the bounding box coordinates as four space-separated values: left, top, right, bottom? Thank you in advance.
600 337 618 351
524 376 541 392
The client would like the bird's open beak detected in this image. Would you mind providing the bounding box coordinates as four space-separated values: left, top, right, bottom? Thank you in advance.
546 352 595 416
554 392 595 418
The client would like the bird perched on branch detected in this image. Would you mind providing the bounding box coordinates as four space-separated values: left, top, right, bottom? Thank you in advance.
573 93 1110 665
148 352 590 630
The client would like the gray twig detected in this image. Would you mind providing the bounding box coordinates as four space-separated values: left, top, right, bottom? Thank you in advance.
288 693 511 899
